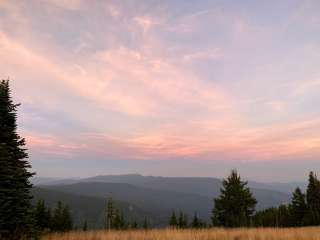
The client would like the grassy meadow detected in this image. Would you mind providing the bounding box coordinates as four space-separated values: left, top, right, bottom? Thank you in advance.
42 227 320 240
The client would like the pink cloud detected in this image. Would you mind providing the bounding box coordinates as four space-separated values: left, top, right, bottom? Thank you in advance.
1 1 320 166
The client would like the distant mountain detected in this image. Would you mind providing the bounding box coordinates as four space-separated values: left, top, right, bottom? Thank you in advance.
32 177 79 186
33 174 305 195
248 181 307 193
32 174 293 227
31 177 61 185
81 174 291 209
84 174 223 197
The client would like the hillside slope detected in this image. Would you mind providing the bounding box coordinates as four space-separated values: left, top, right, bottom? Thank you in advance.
82 174 291 209
31 187 153 228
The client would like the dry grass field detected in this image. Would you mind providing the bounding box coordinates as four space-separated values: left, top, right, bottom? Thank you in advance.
42 227 320 240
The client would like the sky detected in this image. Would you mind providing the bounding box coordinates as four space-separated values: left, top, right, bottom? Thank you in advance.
0 0 320 182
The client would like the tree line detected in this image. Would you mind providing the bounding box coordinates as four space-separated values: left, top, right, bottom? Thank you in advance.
169 210 207 228
33 170 320 233
211 170 320 228
32 197 144 232
253 172 320 227
33 200 73 232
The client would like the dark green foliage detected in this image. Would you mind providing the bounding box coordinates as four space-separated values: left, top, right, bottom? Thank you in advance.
105 197 128 230
212 170 257 227
62 205 73 231
253 207 278 227
291 187 307 226
33 200 73 233
253 204 293 227
0 80 35 239
306 172 320 225
105 197 114 229
34 200 51 231
191 213 206 228
51 201 73 232
168 211 206 229
277 204 292 227
253 172 320 228
178 211 188 228
113 209 126 230
32 187 149 229
169 210 177 227
191 213 200 228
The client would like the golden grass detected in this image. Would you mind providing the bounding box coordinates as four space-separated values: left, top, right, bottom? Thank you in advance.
42 227 320 240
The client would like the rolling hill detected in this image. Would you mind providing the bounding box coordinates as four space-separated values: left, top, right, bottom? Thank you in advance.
81 174 292 209
32 174 293 228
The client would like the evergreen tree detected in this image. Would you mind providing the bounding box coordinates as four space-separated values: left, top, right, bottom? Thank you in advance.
191 213 200 228
178 211 188 228
253 172 320 228
253 207 278 227
178 211 184 228
51 201 73 232
51 201 64 232
46 208 52 231
105 197 128 230
105 197 114 230
61 205 73 231
277 204 292 227
306 172 320 225
291 187 307 226
169 210 178 227
212 170 257 227
0 80 35 239
113 209 126 230
34 200 49 231
253 204 293 228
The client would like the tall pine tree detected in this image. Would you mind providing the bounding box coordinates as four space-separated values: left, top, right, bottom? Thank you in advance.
34 200 50 232
306 172 320 225
169 210 177 227
212 170 257 227
191 213 200 228
291 187 307 226
105 197 115 230
0 80 35 239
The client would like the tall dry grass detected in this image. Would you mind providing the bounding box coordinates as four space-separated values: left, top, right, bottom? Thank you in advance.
42 227 320 240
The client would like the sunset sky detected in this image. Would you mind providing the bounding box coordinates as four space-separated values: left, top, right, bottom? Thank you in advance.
1 0 320 181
